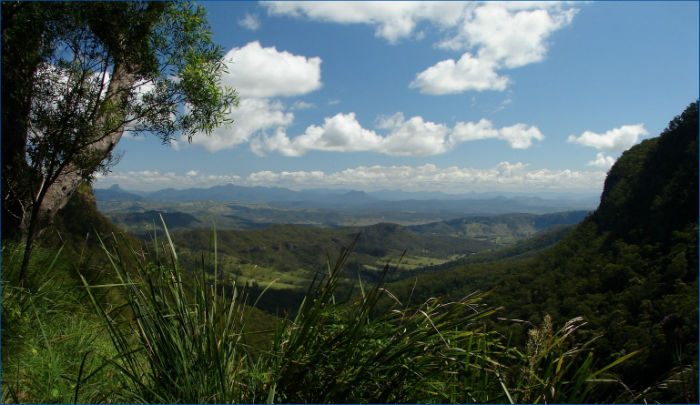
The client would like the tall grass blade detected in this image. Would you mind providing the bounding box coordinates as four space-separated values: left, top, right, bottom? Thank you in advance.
159 213 177 262
589 349 641 380
73 350 91 404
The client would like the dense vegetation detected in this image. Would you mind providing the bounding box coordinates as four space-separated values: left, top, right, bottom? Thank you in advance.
7 2 697 404
169 222 490 313
387 101 699 402
1 160 596 404
1 224 634 403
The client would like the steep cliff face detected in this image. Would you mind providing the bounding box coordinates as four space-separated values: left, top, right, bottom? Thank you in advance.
593 101 698 245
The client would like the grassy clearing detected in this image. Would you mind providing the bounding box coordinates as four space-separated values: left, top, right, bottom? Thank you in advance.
222 261 310 291
363 253 466 272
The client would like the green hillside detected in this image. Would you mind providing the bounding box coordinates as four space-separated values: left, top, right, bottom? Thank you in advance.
97 199 467 230
166 222 491 312
387 101 699 401
397 224 577 280
408 211 588 244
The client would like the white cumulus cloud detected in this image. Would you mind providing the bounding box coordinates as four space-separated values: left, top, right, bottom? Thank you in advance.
567 123 648 153
440 4 577 68
253 112 543 157
238 13 261 30
221 41 322 98
93 170 242 191
586 152 616 169
184 43 322 152
180 39 545 156
189 98 294 152
263 1 465 44
409 53 509 94
450 119 544 149
263 2 578 94
242 162 605 193
413 3 576 94
252 112 384 156
378 113 450 156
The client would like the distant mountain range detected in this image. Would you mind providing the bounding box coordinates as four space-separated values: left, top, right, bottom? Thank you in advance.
94 183 597 215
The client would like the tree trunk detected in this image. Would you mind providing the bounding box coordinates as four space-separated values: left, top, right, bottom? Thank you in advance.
18 61 136 283
13 2 167 283
38 62 135 222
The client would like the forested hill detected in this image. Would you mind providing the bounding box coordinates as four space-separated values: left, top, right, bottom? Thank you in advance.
388 101 699 401
408 211 588 244
592 101 698 246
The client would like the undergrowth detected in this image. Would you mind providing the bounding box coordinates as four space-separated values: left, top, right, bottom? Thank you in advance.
1 243 121 403
3 219 637 403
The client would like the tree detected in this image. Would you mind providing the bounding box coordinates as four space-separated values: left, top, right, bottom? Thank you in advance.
1 1 238 283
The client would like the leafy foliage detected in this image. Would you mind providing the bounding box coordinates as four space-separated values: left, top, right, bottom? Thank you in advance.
266 239 500 403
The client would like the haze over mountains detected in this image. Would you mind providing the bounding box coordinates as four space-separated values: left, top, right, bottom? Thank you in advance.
95 183 597 215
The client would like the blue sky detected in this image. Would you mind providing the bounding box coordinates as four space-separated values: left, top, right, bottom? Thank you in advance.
96 1 699 195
